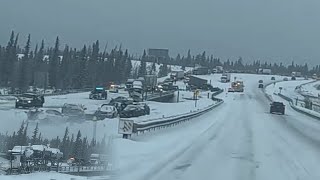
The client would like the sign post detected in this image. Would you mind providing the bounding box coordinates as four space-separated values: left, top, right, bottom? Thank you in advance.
92 116 98 141
279 87 283 94
118 119 134 139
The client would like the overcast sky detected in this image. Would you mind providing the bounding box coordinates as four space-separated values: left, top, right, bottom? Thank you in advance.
1 0 320 65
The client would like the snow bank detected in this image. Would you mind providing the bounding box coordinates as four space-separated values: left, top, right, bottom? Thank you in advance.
0 172 87 180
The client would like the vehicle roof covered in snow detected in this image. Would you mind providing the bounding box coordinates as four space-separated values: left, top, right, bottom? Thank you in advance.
32 145 47 151
10 146 29 153
46 147 61 154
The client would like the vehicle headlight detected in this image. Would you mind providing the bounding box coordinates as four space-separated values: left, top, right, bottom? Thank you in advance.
16 99 19 102
28 100 31 103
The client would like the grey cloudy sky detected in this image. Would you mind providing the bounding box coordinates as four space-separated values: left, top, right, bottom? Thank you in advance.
1 0 320 65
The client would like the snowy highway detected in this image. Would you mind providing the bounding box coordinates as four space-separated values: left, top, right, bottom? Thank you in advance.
117 74 320 180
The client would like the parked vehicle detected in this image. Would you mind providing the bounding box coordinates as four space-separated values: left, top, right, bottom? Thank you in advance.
15 93 44 108
258 80 263 83
27 109 65 123
283 77 289 81
119 103 150 118
216 66 224 73
258 84 264 88
95 104 118 119
292 72 302 77
270 102 285 115
221 73 231 83
61 103 86 119
291 76 296 80
89 87 107 100
109 97 134 112
125 79 135 90
192 66 209 75
89 154 108 166
271 77 276 80
144 75 157 91
163 78 174 83
188 76 207 87
109 84 119 93
170 70 184 80
258 68 271 75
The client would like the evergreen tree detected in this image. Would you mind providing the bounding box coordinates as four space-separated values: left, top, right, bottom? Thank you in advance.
138 50 147 77
61 127 69 158
49 36 60 88
18 34 31 91
73 130 82 158
31 122 39 144
16 121 25 145
151 61 156 74
124 50 132 79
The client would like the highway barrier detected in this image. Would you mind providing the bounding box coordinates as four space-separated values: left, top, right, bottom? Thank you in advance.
278 93 320 120
119 89 224 138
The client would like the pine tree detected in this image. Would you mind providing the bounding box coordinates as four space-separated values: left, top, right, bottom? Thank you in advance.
31 122 39 144
18 34 31 91
4 31 18 87
124 50 132 79
73 130 82 158
38 132 42 144
77 45 88 88
138 50 147 77
151 61 156 74
16 121 25 145
61 127 69 158
49 36 60 88
81 137 88 160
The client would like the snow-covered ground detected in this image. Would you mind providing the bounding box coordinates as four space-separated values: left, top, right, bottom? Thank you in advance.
0 172 110 180
115 73 320 180
299 80 320 97
265 78 313 100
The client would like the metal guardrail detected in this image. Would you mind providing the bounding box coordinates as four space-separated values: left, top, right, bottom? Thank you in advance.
278 93 320 120
128 89 224 136
56 165 110 173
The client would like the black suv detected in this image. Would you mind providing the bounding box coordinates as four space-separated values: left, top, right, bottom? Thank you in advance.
16 93 44 108
270 102 285 115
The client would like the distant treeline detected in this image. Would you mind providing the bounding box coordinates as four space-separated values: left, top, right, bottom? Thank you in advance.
0 121 107 160
0 31 319 91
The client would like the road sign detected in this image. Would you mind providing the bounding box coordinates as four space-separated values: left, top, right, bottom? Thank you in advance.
118 119 134 135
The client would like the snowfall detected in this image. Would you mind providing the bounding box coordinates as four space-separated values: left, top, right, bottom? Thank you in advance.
2 72 320 180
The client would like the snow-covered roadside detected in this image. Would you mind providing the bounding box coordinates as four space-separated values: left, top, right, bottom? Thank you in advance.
265 79 313 100
129 91 215 123
299 80 320 97
0 172 111 180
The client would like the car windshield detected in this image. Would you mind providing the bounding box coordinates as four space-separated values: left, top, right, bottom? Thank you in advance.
21 94 35 98
2 1 320 180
